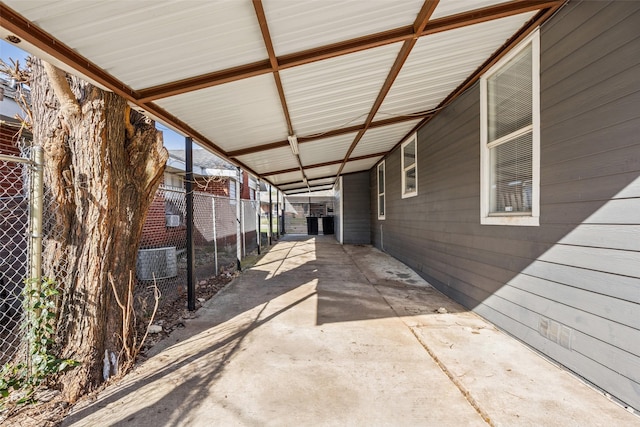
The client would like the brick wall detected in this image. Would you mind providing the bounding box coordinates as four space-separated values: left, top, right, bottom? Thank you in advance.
140 173 254 250
139 192 186 249
0 123 26 196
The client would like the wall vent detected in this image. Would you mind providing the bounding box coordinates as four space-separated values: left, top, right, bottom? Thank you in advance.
137 246 178 281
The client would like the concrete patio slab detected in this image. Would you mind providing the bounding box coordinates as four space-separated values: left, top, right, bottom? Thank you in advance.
63 236 638 426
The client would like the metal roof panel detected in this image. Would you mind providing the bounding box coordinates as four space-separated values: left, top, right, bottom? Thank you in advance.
269 171 305 186
4 0 267 89
305 164 341 180
263 0 424 56
236 146 299 175
342 157 382 175
156 74 289 152
299 132 357 166
281 42 403 137
351 120 422 158
431 0 510 20
374 12 536 121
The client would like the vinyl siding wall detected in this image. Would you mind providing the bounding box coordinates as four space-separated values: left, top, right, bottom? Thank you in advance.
370 0 640 409
341 172 371 245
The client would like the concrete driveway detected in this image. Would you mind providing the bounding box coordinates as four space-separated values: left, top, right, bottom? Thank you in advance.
63 235 638 426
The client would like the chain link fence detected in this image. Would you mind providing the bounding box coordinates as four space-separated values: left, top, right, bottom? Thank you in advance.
134 186 263 310
1 144 275 365
0 146 32 365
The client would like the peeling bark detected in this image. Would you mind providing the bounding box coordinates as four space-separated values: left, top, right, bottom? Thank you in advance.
29 59 168 402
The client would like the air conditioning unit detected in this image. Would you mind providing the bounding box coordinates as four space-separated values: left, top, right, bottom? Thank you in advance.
137 246 178 281
166 214 180 227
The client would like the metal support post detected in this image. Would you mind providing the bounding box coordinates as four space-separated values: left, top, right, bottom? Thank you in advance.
268 184 272 246
275 190 280 239
256 179 261 255
185 137 196 311
236 167 242 271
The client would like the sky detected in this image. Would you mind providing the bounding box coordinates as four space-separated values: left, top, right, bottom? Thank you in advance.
1 40 190 150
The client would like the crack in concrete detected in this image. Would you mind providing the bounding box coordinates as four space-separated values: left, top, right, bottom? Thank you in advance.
345 247 494 426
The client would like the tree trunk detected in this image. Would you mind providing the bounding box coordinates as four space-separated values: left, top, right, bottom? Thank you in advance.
29 59 168 402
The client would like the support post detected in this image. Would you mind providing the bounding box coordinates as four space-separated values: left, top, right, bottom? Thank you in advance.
185 137 196 311
268 184 272 246
275 190 280 239
256 179 261 255
236 167 242 271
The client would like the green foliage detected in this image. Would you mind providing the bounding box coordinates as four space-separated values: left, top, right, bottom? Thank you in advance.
0 277 79 406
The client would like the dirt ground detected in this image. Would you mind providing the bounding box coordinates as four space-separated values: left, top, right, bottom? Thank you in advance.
0 270 237 427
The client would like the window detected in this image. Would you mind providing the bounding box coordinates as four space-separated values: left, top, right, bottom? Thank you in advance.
377 161 385 220
401 134 417 198
163 172 184 189
480 30 540 226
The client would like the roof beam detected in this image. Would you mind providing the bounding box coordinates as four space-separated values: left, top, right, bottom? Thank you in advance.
336 0 440 178
421 0 561 36
252 0 307 184
137 60 272 103
252 0 294 136
278 175 337 187
262 152 385 177
228 113 429 158
136 1 563 102
284 184 333 194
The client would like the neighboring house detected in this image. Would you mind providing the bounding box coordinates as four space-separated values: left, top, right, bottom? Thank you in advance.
139 148 258 250
337 1 639 409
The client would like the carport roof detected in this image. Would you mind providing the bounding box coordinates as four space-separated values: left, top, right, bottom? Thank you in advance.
0 0 564 194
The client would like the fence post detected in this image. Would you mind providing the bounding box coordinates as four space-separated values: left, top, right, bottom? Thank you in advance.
28 146 43 286
241 201 246 258
212 196 218 276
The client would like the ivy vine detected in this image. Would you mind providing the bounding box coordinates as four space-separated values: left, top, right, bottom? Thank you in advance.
0 277 79 406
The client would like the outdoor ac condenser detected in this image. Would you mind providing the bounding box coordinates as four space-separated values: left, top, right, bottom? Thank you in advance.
136 246 178 281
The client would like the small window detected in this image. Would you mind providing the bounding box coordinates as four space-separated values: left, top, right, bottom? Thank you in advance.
401 134 417 198
480 30 540 226
377 161 385 220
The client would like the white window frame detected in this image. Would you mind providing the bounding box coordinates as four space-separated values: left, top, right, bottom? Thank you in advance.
377 160 385 220
401 134 418 199
480 29 540 226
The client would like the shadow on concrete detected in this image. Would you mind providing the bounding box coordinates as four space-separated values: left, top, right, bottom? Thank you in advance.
64 234 443 426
